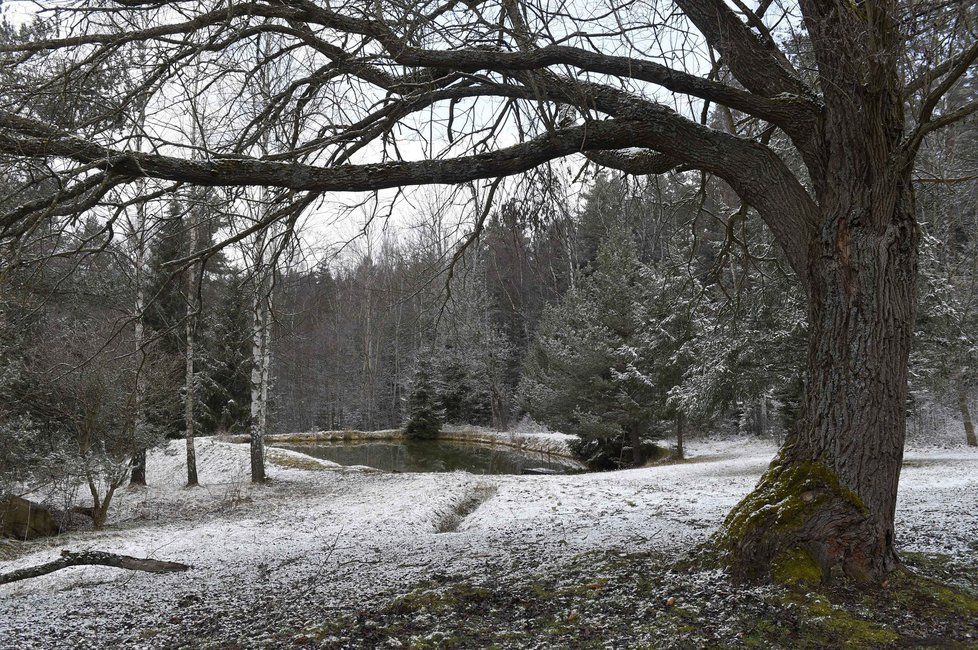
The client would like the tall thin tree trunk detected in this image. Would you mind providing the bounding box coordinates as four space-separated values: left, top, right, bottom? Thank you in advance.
128 94 150 488
249 293 265 482
185 212 199 488
260 300 272 428
758 395 768 438
957 376 977 447
129 452 147 486
250 273 270 483
629 426 642 467
130 200 148 487
675 412 685 460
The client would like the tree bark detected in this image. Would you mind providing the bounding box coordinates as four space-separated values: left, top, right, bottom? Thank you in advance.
675 412 685 460
717 0 922 586
957 378 978 447
89 479 121 531
723 168 918 585
0 550 189 585
130 199 149 487
629 426 642 467
129 452 147 487
185 211 199 488
249 270 270 483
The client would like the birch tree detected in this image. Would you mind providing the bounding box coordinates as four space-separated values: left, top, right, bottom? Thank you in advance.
184 202 200 488
126 195 151 486
247 227 272 483
236 196 284 483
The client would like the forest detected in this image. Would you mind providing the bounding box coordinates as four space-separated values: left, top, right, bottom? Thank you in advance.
0 0 977 647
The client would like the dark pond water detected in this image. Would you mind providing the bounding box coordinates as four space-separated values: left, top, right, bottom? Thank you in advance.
276 440 574 475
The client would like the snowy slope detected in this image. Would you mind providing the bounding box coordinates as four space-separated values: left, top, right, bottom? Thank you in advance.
0 436 975 647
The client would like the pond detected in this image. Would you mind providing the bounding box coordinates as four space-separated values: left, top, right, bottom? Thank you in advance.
275 439 576 475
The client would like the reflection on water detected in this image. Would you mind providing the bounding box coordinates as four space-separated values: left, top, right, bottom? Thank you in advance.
276 440 572 475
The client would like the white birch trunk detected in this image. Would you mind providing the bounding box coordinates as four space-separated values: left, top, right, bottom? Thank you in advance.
249 259 269 483
248 214 277 483
185 211 199 487
259 294 272 434
130 199 149 486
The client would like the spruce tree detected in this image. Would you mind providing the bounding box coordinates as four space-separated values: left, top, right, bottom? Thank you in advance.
520 231 667 468
404 356 445 439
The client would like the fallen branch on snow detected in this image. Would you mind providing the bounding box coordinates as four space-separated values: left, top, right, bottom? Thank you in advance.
0 550 190 585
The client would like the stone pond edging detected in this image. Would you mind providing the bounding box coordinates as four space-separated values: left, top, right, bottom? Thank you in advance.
219 427 585 469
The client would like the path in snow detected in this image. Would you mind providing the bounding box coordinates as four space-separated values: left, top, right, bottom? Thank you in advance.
0 437 975 647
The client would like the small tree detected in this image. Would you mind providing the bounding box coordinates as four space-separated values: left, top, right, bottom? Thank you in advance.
10 321 175 529
521 232 672 468
404 357 445 440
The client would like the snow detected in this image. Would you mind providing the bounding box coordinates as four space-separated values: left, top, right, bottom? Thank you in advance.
1 435 975 647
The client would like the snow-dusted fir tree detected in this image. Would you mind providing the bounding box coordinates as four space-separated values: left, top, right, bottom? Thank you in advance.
404 356 445 439
911 232 978 446
670 268 807 439
431 267 500 427
520 230 674 468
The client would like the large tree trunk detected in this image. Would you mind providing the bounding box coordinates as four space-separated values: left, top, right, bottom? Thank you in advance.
719 0 919 586
723 179 918 584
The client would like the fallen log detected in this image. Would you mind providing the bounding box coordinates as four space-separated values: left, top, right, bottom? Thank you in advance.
0 550 190 585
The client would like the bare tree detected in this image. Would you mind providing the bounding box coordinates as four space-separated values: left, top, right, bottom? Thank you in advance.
126 195 151 487
184 202 200 488
2 0 977 584
236 194 287 483
247 223 273 483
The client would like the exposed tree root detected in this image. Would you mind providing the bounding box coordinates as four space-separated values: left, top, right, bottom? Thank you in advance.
717 457 896 585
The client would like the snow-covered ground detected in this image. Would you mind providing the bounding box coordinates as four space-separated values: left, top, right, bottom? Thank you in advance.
1 436 976 647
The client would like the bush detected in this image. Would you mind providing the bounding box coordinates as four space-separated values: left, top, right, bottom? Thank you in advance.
1 316 177 529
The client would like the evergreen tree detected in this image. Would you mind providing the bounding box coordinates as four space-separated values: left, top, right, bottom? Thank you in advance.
672 268 807 437
404 356 445 439
439 350 491 425
145 200 190 354
199 269 253 435
520 231 668 468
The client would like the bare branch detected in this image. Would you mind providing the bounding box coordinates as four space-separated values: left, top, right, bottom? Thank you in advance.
674 0 809 99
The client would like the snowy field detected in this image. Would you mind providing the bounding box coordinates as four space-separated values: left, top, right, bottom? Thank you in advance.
1 436 976 647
